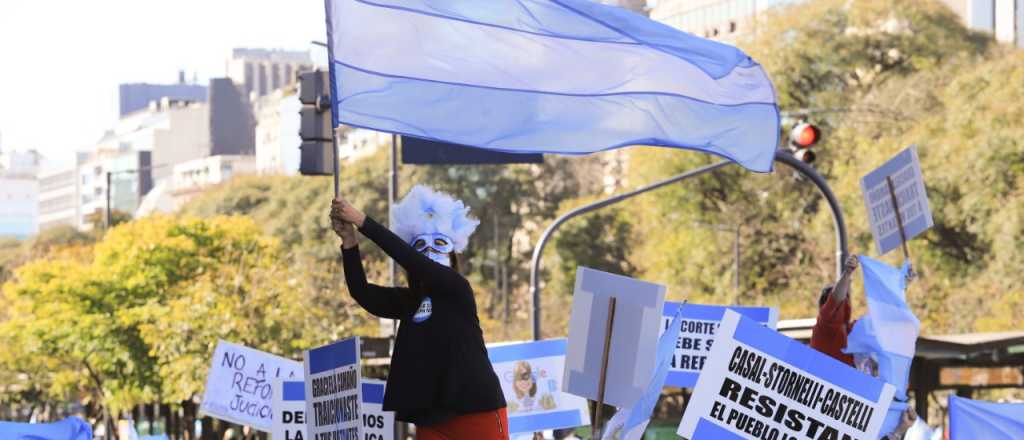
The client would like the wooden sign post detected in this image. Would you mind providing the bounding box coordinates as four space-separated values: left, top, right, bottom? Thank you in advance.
592 297 617 440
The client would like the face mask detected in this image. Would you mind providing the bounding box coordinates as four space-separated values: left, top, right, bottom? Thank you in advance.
411 233 453 267
853 353 879 377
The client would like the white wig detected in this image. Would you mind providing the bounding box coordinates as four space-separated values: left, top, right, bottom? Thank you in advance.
391 185 479 253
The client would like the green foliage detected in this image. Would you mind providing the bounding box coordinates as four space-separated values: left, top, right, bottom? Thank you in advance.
0 215 371 419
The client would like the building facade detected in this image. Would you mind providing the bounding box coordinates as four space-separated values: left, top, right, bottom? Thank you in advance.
37 167 79 231
254 87 301 175
118 72 208 117
76 149 152 230
0 150 44 239
226 48 313 100
168 155 257 207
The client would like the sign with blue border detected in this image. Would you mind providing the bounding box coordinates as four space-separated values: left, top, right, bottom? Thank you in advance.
860 145 933 255
488 339 591 434
660 302 779 388
360 379 393 440
303 337 362 440
678 311 895 440
272 379 307 440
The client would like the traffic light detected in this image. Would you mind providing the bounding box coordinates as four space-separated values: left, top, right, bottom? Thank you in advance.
788 121 821 164
297 70 335 175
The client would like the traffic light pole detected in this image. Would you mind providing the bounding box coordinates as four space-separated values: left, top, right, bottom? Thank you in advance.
527 150 849 340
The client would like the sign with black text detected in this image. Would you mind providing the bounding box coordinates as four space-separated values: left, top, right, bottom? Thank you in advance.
860 145 933 255
273 379 307 440
200 340 303 432
678 311 895 440
360 379 394 440
304 337 362 440
660 302 779 388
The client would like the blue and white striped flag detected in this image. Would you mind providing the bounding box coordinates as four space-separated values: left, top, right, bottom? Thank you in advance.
324 0 780 172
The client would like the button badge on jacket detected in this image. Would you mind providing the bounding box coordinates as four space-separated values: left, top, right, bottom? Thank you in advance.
413 297 433 323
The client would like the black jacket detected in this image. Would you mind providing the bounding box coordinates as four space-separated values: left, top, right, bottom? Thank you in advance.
342 217 506 425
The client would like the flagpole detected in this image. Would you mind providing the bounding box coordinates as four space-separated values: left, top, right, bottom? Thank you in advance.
592 297 616 440
885 176 913 278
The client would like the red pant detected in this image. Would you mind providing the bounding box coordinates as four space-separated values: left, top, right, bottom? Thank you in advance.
417 408 509 440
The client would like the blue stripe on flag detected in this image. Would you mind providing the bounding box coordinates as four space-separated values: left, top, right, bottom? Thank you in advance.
662 302 772 322
732 315 884 402
308 338 358 375
665 371 699 388
362 382 385 404
693 417 746 439
508 410 582 434
283 381 305 401
488 339 566 363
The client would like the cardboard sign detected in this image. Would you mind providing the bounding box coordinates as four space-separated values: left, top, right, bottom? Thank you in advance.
488 339 591 434
360 379 394 440
200 340 303 432
563 267 666 408
273 380 307 440
678 311 895 440
660 303 779 388
304 337 362 440
861 145 933 255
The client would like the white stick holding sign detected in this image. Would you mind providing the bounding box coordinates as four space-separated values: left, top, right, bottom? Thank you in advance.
488 339 590 435
303 337 362 440
360 379 394 440
273 379 307 440
660 302 779 388
861 145 933 257
677 310 896 440
200 340 303 432
562 267 666 438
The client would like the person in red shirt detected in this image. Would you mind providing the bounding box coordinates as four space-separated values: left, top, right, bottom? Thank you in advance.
810 254 858 366
809 254 918 439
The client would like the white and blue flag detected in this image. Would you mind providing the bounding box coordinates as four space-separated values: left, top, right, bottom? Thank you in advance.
324 0 780 172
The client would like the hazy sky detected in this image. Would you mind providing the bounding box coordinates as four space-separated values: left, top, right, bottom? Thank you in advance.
0 1 329 168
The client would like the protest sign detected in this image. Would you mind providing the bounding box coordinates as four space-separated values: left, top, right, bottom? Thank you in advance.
304 337 362 440
563 267 666 408
488 339 591 434
861 145 933 256
678 311 895 440
660 302 779 388
360 379 394 440
200 340 303 432
273 379 307 440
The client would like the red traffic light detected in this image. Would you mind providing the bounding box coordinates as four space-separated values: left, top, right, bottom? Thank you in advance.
789 122 820 148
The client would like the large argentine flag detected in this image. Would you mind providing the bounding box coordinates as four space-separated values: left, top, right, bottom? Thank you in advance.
324 0 780 172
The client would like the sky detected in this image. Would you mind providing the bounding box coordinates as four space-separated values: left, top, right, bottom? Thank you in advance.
0 0 329 169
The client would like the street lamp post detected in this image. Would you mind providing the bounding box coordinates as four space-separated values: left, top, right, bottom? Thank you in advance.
528 150 848 340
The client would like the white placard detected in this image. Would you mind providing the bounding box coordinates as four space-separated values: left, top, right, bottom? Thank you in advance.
200 340 303 432
563 267 666 408
304 337 362 440
360 379 394 440
272 379 307 440
861 145 933 255
678 311 896 440
488 339 591 434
